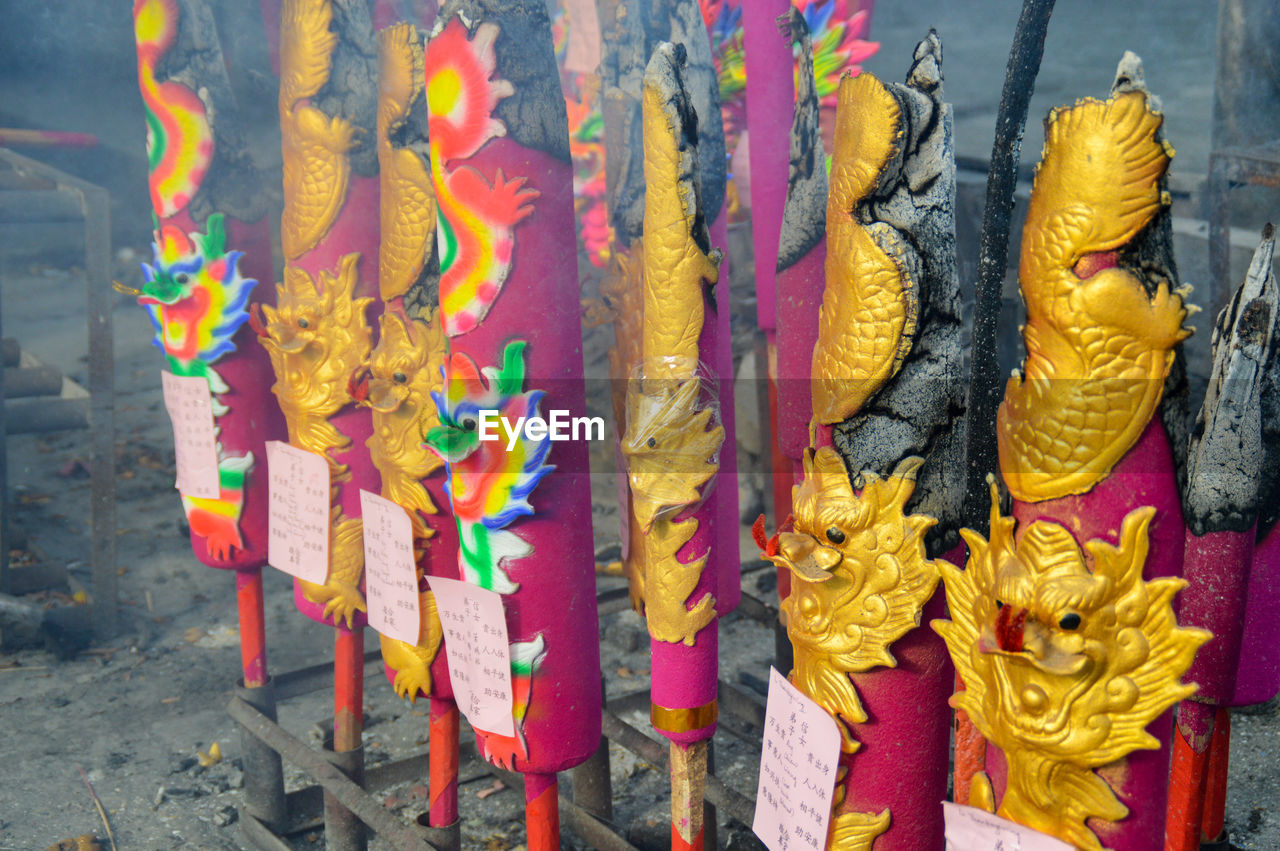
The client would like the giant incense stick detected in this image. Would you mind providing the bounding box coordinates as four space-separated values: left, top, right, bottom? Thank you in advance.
256 1 380 845
360 21 462 836
126 0 288 827
1167 227 1277 851
623 42 725 851
421 4 602 848
937 56 1210 851
760 32 964 850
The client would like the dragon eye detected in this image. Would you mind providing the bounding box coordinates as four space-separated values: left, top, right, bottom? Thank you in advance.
825 527 845 545
176 273 190 284
647 437 656 448
995 600 1004 610
1059 613 1081 630
393 371 407 384
462 417 476 431
298 318 310 329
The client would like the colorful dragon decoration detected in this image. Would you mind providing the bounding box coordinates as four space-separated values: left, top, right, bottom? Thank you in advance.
933 488 1208 850
133 214 257 559
133 0 214 220
254 254 373 626
996 89 1192 503
425 341 551 767
760 446 939 848
425 18 538 337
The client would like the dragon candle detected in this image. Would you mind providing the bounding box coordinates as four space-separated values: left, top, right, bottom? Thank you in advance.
256 7 381 840
128 0 292 828
761 32 964 850
620 41 727 851
257 0 382 634
1167 228 1277 850
359 21 462 834
421 3 601 846
940 56 1210 851
129 0 286 588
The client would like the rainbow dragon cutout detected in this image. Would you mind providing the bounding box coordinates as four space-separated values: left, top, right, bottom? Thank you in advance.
425 341 552 769
136 214 258 559
425 17 538 338
133 0 214 219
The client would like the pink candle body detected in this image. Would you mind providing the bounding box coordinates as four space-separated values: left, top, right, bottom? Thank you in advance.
424 9 600 775
1233 525 1280 705
774 242 826 465
708 214 740 615
742 0 795 333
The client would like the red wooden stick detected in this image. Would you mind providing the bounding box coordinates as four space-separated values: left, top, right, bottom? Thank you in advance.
524 773 559 851
235 569 269 688
334 628 364 754
428 697 460 827
1166 725 1210 851
1201 706 1231 843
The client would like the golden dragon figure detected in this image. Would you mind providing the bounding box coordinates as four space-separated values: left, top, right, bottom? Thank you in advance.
280 0 357 260
366 21 447 695
376 22 435 303
811 71 918 425
620 43 723 646
364 309 448 698
762 446 939 848
997 89 1192 502
256 252 372 626
933 486 1209 850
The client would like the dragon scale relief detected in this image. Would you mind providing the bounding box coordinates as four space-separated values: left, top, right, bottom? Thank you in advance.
279 0 357 260
997 89 1191 502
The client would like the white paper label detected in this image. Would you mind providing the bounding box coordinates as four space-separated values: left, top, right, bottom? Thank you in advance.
943 802 1074 851
265 441 329 584
426 576 515 737
160 371 220 498
753 667 841 851
360 490 420 644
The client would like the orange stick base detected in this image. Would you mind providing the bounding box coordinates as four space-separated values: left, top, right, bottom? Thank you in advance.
525 772 559 851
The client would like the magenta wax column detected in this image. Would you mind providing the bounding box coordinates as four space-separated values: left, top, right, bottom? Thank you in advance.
423 8 601 848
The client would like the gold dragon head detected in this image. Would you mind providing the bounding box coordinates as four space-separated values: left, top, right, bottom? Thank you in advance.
767 447 939 668
935 485 1209 770
362 310 445 420
258 254 371 364
621 366 723 534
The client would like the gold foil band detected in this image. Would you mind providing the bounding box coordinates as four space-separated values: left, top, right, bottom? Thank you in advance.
651 700 718 734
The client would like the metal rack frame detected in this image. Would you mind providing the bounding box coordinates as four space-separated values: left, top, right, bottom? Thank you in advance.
0 147 117 639
231 567 780 850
